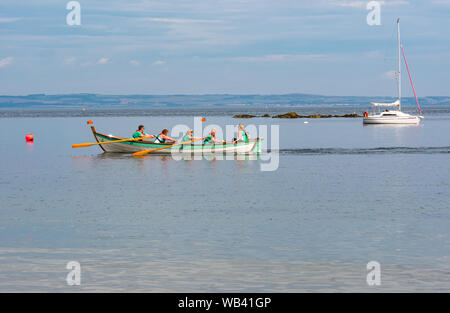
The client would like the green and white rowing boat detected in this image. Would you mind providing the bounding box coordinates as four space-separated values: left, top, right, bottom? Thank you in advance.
90 126 262 154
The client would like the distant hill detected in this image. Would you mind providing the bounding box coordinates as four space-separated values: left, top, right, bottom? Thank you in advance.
0 94 449 108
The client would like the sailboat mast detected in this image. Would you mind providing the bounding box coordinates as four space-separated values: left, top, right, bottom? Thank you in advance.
397 18 401 111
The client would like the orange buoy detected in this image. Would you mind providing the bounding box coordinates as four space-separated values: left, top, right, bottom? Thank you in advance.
201 118 206 122
87 120 93 125
25 133 34 142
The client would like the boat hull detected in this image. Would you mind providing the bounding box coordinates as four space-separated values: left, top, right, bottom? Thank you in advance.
363 116 420 124
91 127 262 154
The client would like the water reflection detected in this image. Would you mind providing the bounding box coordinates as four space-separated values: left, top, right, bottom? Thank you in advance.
363 123 424 147
26 142 34 152
75 152 263 162
362 124 423 129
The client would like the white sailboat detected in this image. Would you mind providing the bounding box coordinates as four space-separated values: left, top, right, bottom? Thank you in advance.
363 19 423 125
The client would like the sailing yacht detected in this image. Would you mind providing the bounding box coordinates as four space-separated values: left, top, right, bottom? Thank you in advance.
363 19 423 125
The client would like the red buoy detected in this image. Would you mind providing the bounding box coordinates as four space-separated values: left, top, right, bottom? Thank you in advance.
25 133 34 142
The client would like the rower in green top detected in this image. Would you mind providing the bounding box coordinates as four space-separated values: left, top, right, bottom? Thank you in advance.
154 129 176 144
182 129 204 142
203 128 223 144
179 129 204 150
132 125 155 139
233 123 250 143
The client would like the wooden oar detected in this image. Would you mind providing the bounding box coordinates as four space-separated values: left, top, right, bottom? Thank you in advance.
133 138 204 156
72 137 152 148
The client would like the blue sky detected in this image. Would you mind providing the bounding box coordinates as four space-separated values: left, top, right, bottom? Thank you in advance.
0 0 449 96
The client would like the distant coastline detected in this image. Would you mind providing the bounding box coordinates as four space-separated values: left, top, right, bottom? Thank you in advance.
1 94 449 108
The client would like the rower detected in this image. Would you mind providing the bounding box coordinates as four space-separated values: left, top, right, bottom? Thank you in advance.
203 128 223 144
154 129 176 144
132 125 154 139
182 129 203 142
233 123 249 143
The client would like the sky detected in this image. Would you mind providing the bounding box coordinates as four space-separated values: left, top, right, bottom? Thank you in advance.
0 0 449 96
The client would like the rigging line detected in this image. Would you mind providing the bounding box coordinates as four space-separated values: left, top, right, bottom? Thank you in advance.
401 45 422 114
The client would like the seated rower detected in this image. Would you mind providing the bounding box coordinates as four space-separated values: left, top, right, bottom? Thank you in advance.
182 129 204 143
203 128 223 144
233 123 250 143
154 129 176 144
132 125 154 139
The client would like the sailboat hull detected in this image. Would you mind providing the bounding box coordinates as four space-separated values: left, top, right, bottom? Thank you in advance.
363 114 420 124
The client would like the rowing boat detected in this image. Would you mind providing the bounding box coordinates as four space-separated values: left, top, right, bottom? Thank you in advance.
90 126 262 154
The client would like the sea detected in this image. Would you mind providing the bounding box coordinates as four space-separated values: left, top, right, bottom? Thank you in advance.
0 105 449 292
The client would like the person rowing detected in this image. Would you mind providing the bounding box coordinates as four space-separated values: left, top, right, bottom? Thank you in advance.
182 129 204 143
203 128 223 144
233 123 249 143
154 129 176 144
132 125 155 139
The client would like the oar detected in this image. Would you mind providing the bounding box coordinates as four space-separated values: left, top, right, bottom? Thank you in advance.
133 138 204 156
72 137 151 148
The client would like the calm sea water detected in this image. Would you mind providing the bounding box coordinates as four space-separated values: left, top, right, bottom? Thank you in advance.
0 106 449 292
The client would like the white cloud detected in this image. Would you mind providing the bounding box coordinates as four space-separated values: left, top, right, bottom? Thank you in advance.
143 17 222 24
365 50 382 58
229 54 325 62
130 60 140 66
152 60 166 66
63 57 76 65
0 17 21 23
382 70 397 80
381 0 409 6
431 0 450 5
0 57 13 68
333 1 366 8
331 0 409 8
98 57 109 64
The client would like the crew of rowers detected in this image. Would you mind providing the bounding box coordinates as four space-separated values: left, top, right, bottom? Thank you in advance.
132 123 249 144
